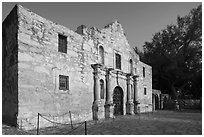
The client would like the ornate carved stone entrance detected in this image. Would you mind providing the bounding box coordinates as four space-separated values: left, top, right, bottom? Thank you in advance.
113 86 123 115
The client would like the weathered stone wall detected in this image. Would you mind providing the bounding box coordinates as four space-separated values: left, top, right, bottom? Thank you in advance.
81 21 140 72
136 61 152 112
3 4 153 130
17 5 95 129
2 5 19 126
79 21 141 115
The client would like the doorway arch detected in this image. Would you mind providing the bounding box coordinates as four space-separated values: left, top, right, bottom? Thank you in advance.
155 94 159 110
113 86 123 115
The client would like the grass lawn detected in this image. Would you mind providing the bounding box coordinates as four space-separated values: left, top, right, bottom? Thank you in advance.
2 109 202 135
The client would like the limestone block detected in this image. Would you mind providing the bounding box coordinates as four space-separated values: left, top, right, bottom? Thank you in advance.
92 103 104 120
18 52 34 62
18 36 41 47
19 43 28 51
18 33 30 44
18 62 31 69
19 26 33 35
19 84 35 89
34 66 49 75
83 43 91 51
55 62 64 70
34 54 44 62
67 50 78 57
29 46 42 54
43 40 52 45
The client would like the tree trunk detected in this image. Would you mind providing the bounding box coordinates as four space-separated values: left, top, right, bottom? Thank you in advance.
170 84 177 100
170 84 179 110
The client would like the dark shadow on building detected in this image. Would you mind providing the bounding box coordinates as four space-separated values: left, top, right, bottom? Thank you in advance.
2 5 19 127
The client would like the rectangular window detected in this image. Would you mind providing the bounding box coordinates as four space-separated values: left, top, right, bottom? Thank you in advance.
115 53 121 70
58 34 67 53
144 88 147 95
59 75 69 90
143 67 145 77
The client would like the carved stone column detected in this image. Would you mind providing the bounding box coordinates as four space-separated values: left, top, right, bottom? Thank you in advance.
133 75 139 114
104 68 114 118
126 74 134 115
152 94 155 111
91 64 102 120
160 95 164 110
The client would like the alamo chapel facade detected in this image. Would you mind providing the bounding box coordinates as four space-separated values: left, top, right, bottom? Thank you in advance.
2 5 152 130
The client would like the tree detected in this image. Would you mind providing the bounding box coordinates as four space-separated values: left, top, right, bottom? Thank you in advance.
142 5 202 100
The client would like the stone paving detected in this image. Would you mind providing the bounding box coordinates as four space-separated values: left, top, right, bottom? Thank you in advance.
2 110 202 135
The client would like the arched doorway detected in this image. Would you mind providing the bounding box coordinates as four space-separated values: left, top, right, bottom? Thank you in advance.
113 86 123 115
163 96 168 109
155 94 159 110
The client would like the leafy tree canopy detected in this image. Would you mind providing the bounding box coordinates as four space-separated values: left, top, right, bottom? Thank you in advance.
138 5 202 99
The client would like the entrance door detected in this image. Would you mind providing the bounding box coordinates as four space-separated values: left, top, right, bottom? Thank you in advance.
155 95 159 110
113 86 123 115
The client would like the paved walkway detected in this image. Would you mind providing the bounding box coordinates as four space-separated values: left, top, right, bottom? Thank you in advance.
2 110 202 135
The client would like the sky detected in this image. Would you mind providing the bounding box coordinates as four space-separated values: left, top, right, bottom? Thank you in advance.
2 2 201 51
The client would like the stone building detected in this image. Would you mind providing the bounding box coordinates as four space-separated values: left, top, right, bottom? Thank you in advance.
152 89 171 111
2 5 152 130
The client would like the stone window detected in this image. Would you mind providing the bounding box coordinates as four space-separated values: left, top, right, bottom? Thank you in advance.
99 46 104 65
144 87 147 95
130 59 133 74
59 75 69 90
115 53 121 70
143 67 145 77
100 79 105 99
58 34 67 53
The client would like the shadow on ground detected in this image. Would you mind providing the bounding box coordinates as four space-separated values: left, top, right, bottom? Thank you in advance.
2 109 202 135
